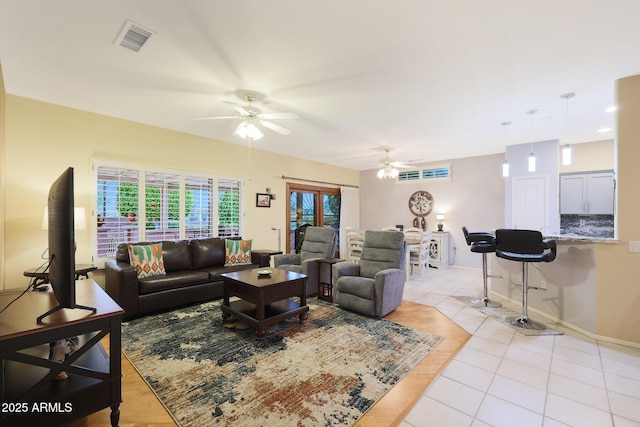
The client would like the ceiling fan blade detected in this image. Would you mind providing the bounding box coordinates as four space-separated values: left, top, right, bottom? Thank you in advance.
391 161 415 168
195 115 241 120
223 100 250 116
260 120 291 135
257 112 298 120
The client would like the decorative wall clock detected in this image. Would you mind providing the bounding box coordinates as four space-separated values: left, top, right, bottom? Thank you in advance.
408 190 434 217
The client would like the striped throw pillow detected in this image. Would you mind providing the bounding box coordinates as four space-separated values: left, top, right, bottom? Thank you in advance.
128 243 166 279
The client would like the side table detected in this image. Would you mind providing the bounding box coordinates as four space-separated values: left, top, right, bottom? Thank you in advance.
316 258 343 302
24 264 98 289
251 249 283 268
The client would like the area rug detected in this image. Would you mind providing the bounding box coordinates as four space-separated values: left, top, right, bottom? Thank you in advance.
121 299 444 427
454 295 563 336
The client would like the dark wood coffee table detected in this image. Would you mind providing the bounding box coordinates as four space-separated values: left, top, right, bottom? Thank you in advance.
220 268 309 338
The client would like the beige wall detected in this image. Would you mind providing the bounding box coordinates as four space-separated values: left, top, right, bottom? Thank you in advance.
2 95 359 289
559 139 614 174
595 75 640 343
0 64 6 289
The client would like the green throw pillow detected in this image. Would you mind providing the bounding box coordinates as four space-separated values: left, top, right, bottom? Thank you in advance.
225 239 252 266
128 243 166 279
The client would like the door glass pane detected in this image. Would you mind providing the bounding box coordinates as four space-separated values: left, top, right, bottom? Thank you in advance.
289 192 317 252
324 193 341 242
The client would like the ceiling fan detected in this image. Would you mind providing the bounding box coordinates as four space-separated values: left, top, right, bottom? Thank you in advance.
196 93 298 141
376 149 413 179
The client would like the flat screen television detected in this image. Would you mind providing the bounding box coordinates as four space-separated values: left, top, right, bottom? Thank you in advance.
37 167 95 323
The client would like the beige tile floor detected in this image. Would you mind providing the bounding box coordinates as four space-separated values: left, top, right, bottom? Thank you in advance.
399 267 640 427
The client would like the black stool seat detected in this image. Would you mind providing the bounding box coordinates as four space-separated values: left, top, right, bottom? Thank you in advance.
496 251 553 262
495 229 557 330
471 241 496 254
462 226 501 308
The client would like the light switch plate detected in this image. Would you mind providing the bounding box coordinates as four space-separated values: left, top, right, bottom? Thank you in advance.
629 241 640 253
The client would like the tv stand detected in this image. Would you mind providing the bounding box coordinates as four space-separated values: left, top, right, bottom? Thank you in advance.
0 279 123 426
37 303 97 324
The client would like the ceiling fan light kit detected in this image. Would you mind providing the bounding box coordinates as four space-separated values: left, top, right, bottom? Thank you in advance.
376 148 410 180
377 165 400 179
233 119 263 141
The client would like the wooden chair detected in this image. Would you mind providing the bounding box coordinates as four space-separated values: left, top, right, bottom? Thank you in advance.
404 227 431 276
345 228 364 263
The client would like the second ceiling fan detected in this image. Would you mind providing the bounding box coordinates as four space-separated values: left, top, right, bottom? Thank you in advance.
197 92 298 141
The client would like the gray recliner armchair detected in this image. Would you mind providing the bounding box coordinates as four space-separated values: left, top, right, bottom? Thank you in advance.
273 226 338 296
333 230 406 318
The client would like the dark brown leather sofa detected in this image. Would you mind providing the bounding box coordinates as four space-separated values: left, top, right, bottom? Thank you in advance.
105 238 266 320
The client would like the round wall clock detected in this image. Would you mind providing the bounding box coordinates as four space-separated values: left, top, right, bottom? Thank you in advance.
408 190 434 217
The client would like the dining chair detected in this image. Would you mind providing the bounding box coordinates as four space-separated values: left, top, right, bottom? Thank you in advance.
345 228 364 263
404 227 431 276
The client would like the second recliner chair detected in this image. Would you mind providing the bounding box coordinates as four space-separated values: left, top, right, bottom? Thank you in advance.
333 230 407 318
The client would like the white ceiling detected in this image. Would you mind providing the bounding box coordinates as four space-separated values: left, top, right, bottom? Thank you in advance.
2 1 640 171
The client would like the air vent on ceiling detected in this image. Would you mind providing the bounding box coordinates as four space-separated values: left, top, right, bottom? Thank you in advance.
115 20 154 52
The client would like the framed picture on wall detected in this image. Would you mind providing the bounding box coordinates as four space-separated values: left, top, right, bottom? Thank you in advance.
256 193 271 207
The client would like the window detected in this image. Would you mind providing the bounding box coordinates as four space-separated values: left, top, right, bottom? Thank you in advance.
217 179 241 238
422 166 450 180
396 164 451 183
398 170 420 182
94 161 243 263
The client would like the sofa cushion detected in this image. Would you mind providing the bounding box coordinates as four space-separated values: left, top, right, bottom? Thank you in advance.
138 270 210 295
127 243 166 279
161 240 192 272
191 238 225 269
225 239 253 266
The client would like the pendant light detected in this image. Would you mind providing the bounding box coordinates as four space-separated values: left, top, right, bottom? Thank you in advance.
501 121 511 177
560 92 575 166
527 109 538 172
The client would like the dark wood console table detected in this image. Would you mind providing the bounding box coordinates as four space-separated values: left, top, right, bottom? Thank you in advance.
0 279 123 426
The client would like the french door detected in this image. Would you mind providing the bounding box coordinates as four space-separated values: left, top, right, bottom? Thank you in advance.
286 183 340 254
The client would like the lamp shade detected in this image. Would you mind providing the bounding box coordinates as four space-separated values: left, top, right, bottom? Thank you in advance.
42 207 87 230
436 214 445 221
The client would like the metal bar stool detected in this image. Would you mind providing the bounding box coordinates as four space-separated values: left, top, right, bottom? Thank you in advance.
495 229 557 330
462 226 502 308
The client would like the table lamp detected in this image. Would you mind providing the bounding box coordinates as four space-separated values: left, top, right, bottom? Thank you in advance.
436 214 445 231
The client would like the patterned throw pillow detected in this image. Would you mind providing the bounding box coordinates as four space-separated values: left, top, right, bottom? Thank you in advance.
225 239 253 266
128 243 166 279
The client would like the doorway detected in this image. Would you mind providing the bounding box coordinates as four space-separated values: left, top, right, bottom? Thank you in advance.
286 183 340 254
512 175 549 231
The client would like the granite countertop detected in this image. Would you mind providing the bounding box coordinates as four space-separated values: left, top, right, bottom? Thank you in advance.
544 234 618 244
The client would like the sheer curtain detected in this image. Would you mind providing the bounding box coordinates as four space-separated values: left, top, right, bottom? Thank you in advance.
339 186 360 256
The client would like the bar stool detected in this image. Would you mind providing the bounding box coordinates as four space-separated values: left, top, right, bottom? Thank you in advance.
495 229 557 330
462 227 502 308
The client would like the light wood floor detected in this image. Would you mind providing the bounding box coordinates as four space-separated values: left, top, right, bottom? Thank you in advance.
68 300 470 427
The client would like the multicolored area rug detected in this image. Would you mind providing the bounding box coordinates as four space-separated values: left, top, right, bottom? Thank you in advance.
121 299 443 427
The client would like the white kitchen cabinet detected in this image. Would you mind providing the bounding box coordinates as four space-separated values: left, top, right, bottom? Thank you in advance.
560 171 614 215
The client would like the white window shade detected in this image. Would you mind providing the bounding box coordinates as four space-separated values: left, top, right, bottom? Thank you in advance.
218 179 242 238
185 176 214 239
94 162 244 263
96 167 140 259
